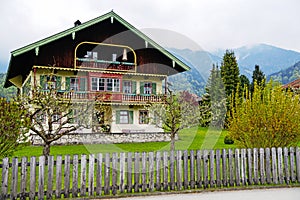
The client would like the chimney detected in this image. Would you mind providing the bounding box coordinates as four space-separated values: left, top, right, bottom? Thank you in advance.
74 20 81 27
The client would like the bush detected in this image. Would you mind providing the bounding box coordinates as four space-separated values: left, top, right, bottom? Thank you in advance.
228 81 300 148
224 135 234 144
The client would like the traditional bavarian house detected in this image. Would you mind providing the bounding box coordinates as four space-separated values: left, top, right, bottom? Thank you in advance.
5 11 189 142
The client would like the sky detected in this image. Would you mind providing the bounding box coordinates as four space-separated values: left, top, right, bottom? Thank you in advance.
1 0 300 72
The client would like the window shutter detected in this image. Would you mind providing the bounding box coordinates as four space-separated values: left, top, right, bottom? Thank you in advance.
65 77 70 91
40 75 46 89
80 78 86 91
56 76 62 90
116 110 120 124
140 82 144 94
152 83 156 95
132 81 136 94
129 111 134 124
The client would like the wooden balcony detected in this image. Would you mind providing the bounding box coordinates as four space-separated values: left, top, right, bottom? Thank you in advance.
76 58 135 72
54 91 164 104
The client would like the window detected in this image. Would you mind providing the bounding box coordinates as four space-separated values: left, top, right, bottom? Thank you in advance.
144 82 152 95
52 113 61 123
91 78 120 92
92 52 98 60
140 82 156 95
116 110 133 124
40 75 61 90
119 111 129 124
139 110 149 124
70 78 79 91
36 112 45 123
66 77 87 91
123 81 132 94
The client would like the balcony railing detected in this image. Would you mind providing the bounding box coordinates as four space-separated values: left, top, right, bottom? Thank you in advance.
50 90 164 104
76 58 135 71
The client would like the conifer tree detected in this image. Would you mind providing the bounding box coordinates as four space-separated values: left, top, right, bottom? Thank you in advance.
251 65 265 92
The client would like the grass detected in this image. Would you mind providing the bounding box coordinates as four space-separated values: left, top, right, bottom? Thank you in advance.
11 127 235 158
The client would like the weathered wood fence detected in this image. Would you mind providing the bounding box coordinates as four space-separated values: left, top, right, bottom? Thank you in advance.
1 147 300 199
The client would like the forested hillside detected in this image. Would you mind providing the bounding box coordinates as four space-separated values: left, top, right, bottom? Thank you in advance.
268 61 300 84
0 73 17 99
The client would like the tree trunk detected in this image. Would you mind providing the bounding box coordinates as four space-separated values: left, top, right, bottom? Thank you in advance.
170 132 176 151
43 142 51 157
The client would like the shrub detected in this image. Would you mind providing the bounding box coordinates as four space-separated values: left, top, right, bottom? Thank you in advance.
228 81 300 148
224 135 234 144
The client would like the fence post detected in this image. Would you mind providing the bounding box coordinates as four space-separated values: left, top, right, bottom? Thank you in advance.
240 149 246 186
1 157 9 200
88 154 95 196
176 150 182 190
235 149 240 186
222 149 227 187
64 155 71 198
247 148 253 185
203 150 209 188
210 150 215 187
277 147 284 184
141 152 147 192
271 147 278 184
72 155 79 197
127 152 133 193
81 154 87 197
11 157 18 200
20 157 27 200
290 147 296 183
112 153 118 195
29 156 36 200
156 151 161 191
134 152 140 193
183 150 189 189
296 147 300 183
170 151 175 190
56 155 63 198
196 150 203 188
215 149 221 187
283 147 290 184
96 153 103 196
149 152 155 192
38 156 45 200
104 153 110 195
119 152 125 193
163 151 169 191
259 148 265 184
47 156 54 200
253 148 259 184
265 148 271 184
190 150 195 189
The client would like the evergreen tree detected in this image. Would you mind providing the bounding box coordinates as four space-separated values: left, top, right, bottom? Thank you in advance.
220 50 240 98
239 74 250 97
251 65 265 92
200 64 226 128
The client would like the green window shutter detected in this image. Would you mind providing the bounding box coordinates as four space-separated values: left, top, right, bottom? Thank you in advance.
65 77 70 91
152 83 156 95
132 81 136 94
129 111 133 124
56 76 62 90
122 80 126 93
40 75 46 89
116 110 120 124
140 82 144 94
80 78 86 91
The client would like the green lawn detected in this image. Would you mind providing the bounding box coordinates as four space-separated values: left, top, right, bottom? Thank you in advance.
12 127 235 158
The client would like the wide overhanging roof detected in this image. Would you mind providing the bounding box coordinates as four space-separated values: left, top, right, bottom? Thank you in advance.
5 11 190 87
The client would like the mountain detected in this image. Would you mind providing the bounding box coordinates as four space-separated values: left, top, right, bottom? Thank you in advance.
233 44 300 78
267 61 300 84
0 73 17 99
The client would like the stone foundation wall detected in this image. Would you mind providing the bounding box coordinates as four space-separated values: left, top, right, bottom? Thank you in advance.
30 132 178 145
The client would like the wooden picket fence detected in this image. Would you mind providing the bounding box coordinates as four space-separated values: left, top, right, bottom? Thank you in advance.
1 147 300 199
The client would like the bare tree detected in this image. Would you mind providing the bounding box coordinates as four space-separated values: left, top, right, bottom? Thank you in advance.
22 86 93 157
147 89 200 151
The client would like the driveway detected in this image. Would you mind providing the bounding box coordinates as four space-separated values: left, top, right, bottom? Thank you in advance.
112 187 300 200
